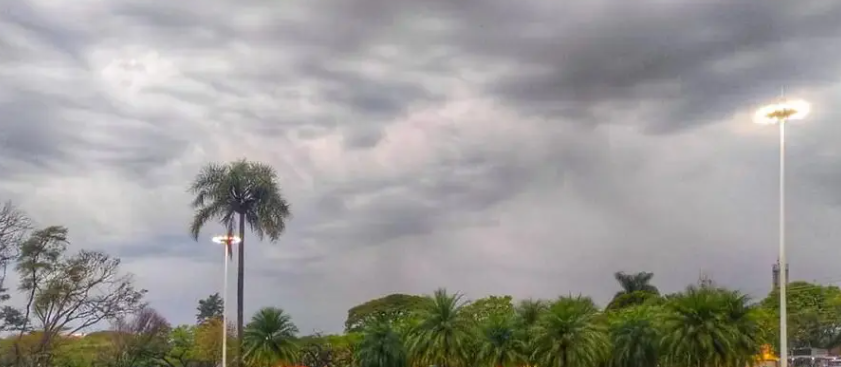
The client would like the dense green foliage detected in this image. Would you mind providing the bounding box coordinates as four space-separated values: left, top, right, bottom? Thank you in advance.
0 263 838 367
345 294 429 333
196 293 224 324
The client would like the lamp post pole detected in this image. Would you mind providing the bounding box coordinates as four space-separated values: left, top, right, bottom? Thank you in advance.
212 235 241 367
222 240 229 367
753 98 810 367
778 118 788 367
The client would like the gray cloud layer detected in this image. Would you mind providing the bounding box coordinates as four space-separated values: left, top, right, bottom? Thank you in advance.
2 0 841 333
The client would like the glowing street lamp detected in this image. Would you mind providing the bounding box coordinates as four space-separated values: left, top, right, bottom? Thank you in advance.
212 235 241 367
754 99 811 125
753 98 810 367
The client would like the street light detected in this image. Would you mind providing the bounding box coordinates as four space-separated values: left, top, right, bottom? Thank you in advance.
212 234 241 367
753 98 810 367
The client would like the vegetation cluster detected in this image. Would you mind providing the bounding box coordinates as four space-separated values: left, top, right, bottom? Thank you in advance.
2 160 838 367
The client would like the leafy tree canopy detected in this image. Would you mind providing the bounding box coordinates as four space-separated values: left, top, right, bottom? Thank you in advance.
345 294 430 333
462 295 515 323
760 281 841 349
196 293 224 324
607 272 661 311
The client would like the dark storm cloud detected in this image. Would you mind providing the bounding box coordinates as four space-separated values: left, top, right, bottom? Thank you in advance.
0 1 93 65
0 85 189 183
470 1 841 131
108 3 451 143
4 0 841 334
299 63 443 116
294 0 841 132
294 125 614 257
0 3 192 182
795 150 841 206
0 90 75 172
116 234 216 260
341 127 384 149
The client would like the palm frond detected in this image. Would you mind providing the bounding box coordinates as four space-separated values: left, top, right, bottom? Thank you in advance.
407 288 475 367
188 160 291 242
243 307 299 366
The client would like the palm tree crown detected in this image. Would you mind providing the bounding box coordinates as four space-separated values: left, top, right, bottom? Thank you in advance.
189 159 291 240
614 272 659 295
608 305 662 367
407 288 475 367
476 314 525 367
357 318 408 367
243 307 299 366
660 286 759 367
531 296 608 367
607 272 661 311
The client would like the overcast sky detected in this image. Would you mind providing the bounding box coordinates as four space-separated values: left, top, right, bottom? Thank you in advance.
2 0 841 334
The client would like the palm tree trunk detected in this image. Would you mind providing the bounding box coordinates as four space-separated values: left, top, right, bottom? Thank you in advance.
237 212 246 367
562 346 568 367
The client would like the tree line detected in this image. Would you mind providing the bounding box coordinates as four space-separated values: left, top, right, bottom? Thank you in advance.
3 159 841 367
3 225 841 367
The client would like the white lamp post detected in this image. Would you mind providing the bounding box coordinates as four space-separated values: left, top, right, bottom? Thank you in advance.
212 234 241 367
753 98 811 367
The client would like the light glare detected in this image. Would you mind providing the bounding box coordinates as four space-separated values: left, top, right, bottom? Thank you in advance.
212 235 242 245
753 99 811 125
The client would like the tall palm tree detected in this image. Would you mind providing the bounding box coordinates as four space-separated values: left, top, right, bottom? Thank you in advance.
516 299 547 329
719 290 764 367
614 272 659 294
406 288 475 367
608 305 662 367
476 314 525 367
515 299 547 366
356 318 408 367
531 296 608 367
189 159 291 366
242 307 299 367
660 286 739 367
607 272 660 311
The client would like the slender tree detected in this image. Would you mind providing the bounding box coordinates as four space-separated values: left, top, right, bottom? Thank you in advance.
515 299 547 366
0 201 30 304
14 226 145 366
196 293 224 324
0 202 31 333
189 159 291 367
